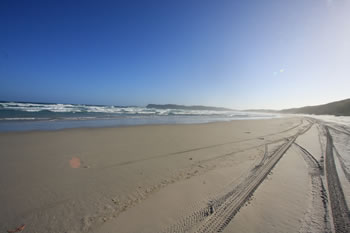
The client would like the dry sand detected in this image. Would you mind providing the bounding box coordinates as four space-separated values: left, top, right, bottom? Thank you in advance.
0 117 349 233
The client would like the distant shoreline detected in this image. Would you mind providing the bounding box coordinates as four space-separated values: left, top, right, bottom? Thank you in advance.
146 104 233 111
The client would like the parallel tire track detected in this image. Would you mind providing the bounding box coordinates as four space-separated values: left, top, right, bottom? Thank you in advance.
192 136 297 233
255 144 268 169
326 125 350 137
325 126 350 233
159 143 272 233
191 122 313 233
294 143 330 233
159 121 312 233
294 142 322 170
100 119 305 170
333 147 350 184
327 126 350 183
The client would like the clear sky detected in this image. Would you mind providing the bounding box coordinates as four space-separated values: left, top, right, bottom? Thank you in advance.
1 0 349 109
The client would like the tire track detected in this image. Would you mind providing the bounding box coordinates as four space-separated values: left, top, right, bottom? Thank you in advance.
333 146 350 184
327 126 350 183
255 144 268 168
197 138 286 165
294 142 322 170
325 126 350 233
99 119 305 170
294 143 331 233
326 125 350 137
90 140 286 233
157 142 273 233
158 120 312 233
159 142 276 233
316 123 326 167
192 137 296 233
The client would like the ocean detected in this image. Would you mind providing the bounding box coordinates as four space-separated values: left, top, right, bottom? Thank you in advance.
0 101 280 131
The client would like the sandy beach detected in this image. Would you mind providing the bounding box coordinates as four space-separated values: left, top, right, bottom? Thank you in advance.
3 0 350 232
1 117 349 233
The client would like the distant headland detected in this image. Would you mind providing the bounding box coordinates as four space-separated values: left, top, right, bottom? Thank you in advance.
280 98 350 116
245 98 350 116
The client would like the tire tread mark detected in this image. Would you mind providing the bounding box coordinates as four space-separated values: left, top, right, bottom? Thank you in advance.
294 142 322 170
158 120 311 233
100 119 305 170
294 143 331 233
325 126 350 233
192 121 313 233
333 146 350 184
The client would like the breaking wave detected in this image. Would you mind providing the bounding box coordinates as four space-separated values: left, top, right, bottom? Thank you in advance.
0 101 278 121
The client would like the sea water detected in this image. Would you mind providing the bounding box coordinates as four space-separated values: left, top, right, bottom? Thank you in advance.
0 101 280 132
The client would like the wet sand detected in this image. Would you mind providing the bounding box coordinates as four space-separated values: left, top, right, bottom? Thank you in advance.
0 117 349 233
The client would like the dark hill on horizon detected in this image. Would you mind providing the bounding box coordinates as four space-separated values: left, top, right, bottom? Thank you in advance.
280 98 350 116
147 98 350 116
146 104 233 111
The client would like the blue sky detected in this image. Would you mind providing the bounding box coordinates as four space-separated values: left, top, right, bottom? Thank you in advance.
1 0 349 109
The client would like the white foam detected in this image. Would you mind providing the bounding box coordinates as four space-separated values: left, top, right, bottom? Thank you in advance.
0 117 37 121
